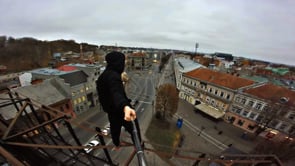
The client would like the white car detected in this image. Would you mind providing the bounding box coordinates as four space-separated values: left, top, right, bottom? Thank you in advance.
102 126 110 136
84 139 100 153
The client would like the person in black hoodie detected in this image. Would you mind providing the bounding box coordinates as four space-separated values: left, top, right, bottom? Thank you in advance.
96 51 141 150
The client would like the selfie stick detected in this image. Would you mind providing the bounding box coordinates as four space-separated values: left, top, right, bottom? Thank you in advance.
131 120 147 166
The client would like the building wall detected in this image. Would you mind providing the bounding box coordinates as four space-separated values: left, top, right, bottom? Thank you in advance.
67 64 101 107
180 75 234 117
71 84 89 114
128 55 152 70
225 93 268 133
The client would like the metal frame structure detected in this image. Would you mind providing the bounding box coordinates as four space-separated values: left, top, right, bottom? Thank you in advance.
0 89 114 165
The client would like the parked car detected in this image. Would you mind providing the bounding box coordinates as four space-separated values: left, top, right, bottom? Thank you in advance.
102 126 110 136
84 139 100 153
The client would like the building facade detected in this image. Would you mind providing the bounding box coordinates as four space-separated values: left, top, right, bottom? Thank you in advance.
30 67 97 115
180 68 255 119
127 52 152 70
173 56 204 90
227 83 295 140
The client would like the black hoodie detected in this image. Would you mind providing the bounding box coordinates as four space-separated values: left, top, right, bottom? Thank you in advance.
96 51 131 114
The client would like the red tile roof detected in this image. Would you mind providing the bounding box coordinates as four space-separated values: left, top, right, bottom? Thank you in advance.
184 68 255 90
244 84 295 107
57 65 77 71
131 52 146 57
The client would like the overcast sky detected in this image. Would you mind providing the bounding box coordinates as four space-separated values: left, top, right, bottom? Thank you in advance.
1 0 295 66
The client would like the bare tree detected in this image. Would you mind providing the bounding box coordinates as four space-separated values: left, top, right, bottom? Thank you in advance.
255 103 281 136
155 83 179 120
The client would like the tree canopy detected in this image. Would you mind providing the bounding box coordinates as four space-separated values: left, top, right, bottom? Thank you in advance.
155 83 179 120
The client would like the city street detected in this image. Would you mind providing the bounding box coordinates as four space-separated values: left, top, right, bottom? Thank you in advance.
63 58 262 165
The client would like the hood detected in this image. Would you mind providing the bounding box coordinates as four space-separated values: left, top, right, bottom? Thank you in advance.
105 51 125 73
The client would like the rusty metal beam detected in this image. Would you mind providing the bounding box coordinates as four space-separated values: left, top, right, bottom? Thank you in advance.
2 102 28 139
4 115 65 140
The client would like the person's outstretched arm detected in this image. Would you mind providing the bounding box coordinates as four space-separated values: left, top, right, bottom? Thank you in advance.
109 73 136 121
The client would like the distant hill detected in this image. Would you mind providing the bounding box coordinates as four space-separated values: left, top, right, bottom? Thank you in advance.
0 36 98 73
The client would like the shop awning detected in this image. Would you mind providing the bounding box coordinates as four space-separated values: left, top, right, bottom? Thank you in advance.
195 104 225 119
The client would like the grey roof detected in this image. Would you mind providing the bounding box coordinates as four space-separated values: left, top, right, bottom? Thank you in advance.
59 70 88 86
0 93 18 120
14 80 68 106
30 68 68 75
0 78 70 120
175 58 204 73
67 63 101 76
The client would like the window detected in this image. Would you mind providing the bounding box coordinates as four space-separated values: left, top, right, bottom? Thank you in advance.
242 111 249 117
200 84 204 89
241 98 246 104
232 106 242 114
209 88 213 93
249 112 256 119
236 109 242 114
255 103 262 110
78 98 82 103
80 105 84 111
215 90 218 95
235 97 240 102
237 120 244 126
226 94 231 100
248 101 254 107
220 92 224 97
82 96 86 101
288 112 295 120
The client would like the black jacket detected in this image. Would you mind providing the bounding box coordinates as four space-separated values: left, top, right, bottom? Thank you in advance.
96 52 131 114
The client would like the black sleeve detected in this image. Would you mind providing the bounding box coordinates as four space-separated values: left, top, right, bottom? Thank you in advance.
108 72 130 112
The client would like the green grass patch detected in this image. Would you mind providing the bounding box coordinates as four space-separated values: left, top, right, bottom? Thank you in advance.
145 116 181 158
